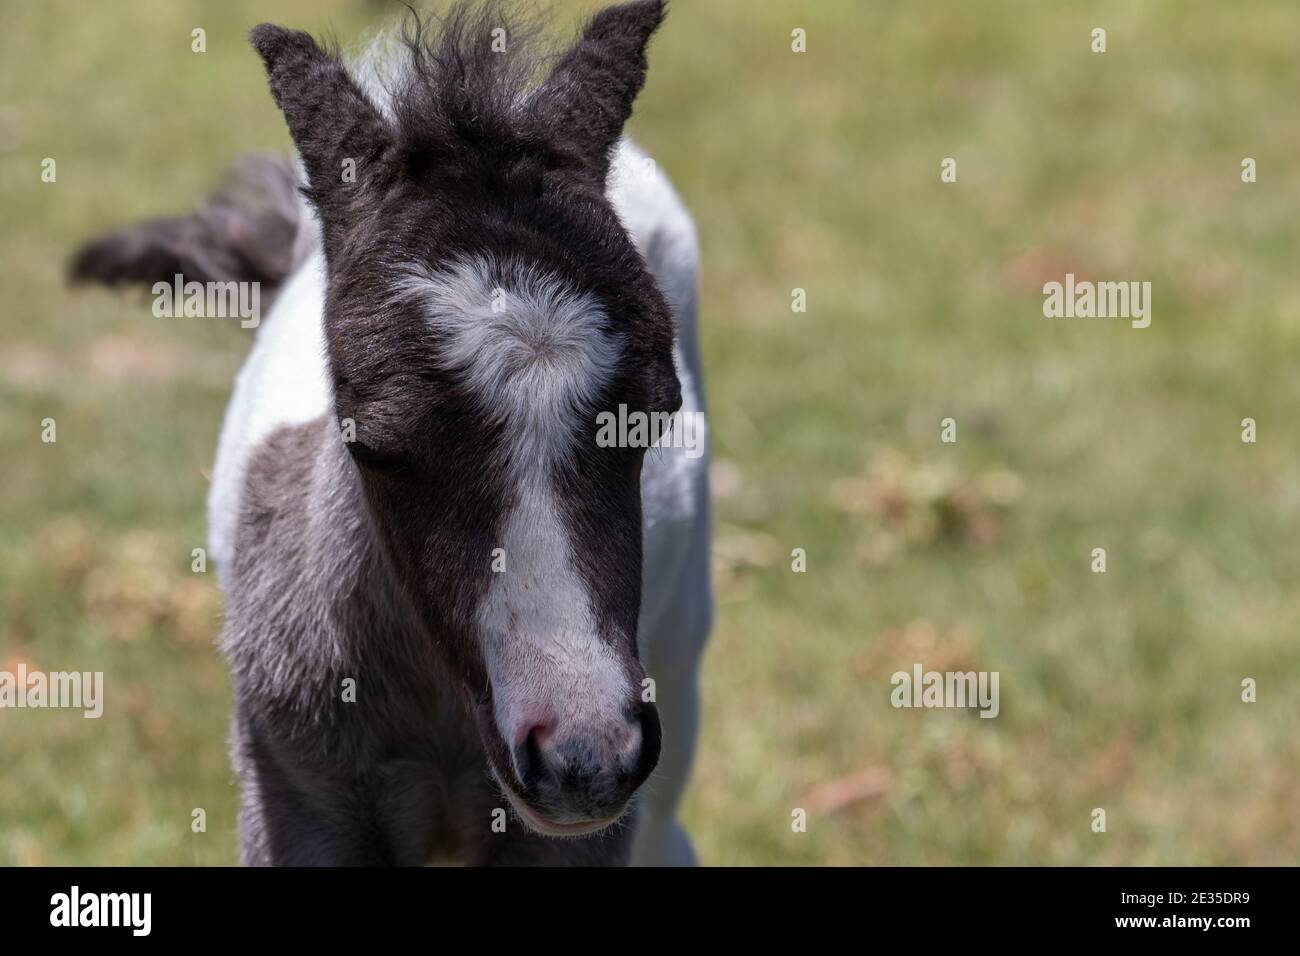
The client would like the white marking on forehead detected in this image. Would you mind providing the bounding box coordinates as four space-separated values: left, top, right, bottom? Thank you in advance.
396 257 621 473
396 256 631 746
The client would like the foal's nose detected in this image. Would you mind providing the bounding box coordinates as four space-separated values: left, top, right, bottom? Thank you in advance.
511 704 661 819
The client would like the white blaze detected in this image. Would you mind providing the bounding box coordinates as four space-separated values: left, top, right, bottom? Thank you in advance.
398 257 631 746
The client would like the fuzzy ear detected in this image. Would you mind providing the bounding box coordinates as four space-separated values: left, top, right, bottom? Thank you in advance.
249 25 392 230
534 0 666 182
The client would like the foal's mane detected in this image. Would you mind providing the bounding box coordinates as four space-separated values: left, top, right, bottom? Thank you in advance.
352 1 559 159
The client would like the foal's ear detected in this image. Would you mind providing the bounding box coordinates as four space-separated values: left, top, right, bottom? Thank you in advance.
535 0 666 182
249 24 392 213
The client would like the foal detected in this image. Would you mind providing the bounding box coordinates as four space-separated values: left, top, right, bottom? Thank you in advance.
71 0 711 865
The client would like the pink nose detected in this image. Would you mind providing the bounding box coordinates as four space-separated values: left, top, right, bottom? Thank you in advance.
511 717 641 778
505 705 661 818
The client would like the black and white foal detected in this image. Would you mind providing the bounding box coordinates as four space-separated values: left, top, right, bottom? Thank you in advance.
72 0 711 865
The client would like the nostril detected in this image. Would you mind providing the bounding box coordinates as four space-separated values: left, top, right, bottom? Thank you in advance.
529 722 554 747
634 703 662 782
512 725 551 788
617 720 643 763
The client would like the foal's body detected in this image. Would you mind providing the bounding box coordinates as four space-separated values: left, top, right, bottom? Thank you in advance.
209 140 710 866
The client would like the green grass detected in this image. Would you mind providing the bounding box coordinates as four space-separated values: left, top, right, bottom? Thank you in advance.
2 0 1299 865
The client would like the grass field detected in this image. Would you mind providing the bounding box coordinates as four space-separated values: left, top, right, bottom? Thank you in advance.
3 0 1299 865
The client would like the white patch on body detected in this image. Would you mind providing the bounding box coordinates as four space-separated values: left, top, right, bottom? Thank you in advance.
207 249 331 577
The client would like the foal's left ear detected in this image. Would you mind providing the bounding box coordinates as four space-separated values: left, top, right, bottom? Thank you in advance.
249 24 393 219
534 0 666 183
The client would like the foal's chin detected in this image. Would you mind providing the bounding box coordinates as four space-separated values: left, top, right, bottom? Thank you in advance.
497 781 627 838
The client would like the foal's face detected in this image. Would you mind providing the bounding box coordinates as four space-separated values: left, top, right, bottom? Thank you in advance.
253 0 676 834
332 194 679 834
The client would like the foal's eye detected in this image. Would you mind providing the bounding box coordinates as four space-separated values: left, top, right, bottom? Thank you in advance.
346 440 407 473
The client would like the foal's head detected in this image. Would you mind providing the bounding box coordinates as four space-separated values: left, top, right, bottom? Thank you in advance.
251 0 680 835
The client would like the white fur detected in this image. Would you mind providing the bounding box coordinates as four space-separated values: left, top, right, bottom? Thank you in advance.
395 257 632 754
607 140 712 866
207 248 330 579
395 258 621 472
207 139 710 865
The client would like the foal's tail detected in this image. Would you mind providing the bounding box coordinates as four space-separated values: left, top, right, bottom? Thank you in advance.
68 153 304 292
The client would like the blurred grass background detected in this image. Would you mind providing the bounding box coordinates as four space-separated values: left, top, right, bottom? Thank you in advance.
3 0 1300 865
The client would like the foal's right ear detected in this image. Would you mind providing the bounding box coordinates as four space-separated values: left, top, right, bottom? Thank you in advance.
534 0 666 183
249 25 392 214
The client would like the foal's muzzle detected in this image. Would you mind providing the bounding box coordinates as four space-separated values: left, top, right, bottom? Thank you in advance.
496 702 662 836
